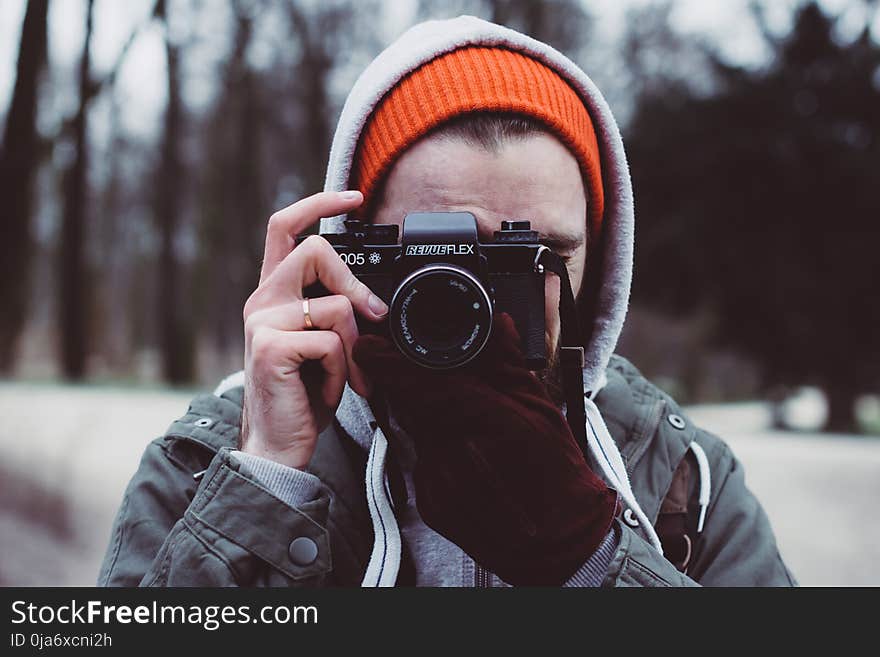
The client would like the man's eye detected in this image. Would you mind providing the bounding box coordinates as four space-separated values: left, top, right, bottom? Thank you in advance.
537 237 577 262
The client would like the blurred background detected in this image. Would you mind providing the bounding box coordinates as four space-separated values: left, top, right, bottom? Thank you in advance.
1 0 878 586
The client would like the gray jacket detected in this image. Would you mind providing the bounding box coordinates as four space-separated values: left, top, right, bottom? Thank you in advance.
98 355 797 587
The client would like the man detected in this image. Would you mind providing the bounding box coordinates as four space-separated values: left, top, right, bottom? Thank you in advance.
99 16 796 586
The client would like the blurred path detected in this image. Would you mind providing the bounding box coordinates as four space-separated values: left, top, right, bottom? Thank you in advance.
1 383 877 586
0 382 195 586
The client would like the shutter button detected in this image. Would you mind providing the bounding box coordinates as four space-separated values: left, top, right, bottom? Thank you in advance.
667 414 686 430
289 537 318 566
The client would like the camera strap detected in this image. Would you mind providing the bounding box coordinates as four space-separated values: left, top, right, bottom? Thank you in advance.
536 249 588 459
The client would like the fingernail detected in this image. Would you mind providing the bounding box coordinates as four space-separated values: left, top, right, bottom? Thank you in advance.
341 190 362 201
369 293 388 317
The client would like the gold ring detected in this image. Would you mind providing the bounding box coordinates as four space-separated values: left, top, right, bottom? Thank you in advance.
302 297 314 329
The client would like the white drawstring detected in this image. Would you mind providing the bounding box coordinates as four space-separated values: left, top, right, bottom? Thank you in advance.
213 377 404 585
361 425 402 587
688 441 711 533
583 396 664 555
213 369 245 397
588 373 712 546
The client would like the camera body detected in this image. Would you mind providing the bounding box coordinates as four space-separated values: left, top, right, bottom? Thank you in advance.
299 212 547 369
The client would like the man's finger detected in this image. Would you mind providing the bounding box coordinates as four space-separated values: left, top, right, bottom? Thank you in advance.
249 326 348 413
260 233 388 321
245 295 371 398
260 190 363 284
289 330 349 412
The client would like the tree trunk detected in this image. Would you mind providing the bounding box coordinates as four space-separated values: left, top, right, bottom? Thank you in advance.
206 7 262 357
156 24 194 384
289 4 332 197
0 0 48 373
58 0 94 380
824 384 859 434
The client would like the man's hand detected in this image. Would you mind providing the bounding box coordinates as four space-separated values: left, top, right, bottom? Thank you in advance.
353 313 618 586
240 191 389 469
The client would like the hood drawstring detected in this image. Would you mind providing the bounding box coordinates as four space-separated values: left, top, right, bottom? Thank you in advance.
582 373 713 552
582 393 664 555
361 424 402 587
213 370 245 397
581 400 713 553
211 369 403 587
688 441 711 534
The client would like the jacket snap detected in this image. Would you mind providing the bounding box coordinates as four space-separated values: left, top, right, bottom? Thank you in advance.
667 414 686 430
288 537 319 566
623 508 640 527
194 417 214 428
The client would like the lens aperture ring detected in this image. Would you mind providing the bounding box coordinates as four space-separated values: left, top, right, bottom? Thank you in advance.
388 264 493 369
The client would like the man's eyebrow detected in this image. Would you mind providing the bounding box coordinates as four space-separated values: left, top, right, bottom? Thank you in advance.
478 225 584 251
536 230 584 252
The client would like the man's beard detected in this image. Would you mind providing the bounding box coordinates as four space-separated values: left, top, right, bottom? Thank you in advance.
536 339 566 409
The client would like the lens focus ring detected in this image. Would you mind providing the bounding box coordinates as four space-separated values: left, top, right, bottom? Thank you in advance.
388 264 493 369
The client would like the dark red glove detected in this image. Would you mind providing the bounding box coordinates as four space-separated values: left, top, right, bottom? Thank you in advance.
352 313 617 586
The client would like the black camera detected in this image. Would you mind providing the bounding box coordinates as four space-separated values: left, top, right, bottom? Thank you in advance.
299 212 548 369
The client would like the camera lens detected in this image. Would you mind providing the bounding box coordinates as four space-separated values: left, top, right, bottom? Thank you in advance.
389 264 493 369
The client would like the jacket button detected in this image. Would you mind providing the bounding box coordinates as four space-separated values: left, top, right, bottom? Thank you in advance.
288 537 318 566
667 414 686 430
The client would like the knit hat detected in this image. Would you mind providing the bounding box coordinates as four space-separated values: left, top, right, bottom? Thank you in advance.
349 46 605 238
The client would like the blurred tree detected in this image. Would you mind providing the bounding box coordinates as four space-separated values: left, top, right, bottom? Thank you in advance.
417 0 591 54
94 94 132 374
287 0 338 196
627 2 880 431
70 4 155 380
485 0 590 53
619 1 714 101
155 0 195 384
196 0 267 360
56 0 152 380
0 0 49 373
281 0 384 197
58 0 95 380
194 0 383 371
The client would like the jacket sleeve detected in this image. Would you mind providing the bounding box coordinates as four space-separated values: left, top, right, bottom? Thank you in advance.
97 435 333 587
601 429 797 587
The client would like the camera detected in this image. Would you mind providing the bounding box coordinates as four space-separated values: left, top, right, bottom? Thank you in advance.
299 212 548 369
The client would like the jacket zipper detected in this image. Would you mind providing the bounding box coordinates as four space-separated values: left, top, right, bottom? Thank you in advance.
474 564 491 588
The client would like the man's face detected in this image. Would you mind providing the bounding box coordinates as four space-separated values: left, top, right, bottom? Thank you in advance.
371 132 588 403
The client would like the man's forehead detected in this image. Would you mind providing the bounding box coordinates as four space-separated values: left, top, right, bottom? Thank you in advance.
375 198 585 249
372 133 587 247
471 209 584 250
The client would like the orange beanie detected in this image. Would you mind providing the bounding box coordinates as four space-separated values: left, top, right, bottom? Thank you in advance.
350 46 604 237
